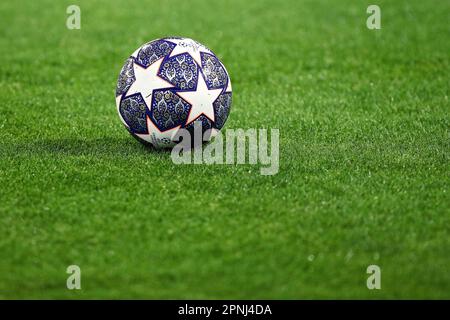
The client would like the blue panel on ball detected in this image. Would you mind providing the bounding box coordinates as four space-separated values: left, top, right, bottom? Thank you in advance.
201 52 228 89
158 53 198 90
150 89 191 131
119 94 148 134
116 58 135 97
213 92 232 130
135 39 176 68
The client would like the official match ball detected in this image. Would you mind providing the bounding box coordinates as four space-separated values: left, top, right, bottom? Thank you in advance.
115 37 232 148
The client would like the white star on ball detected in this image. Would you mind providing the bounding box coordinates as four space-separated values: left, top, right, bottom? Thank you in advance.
125 57 174 109
167 38 212 67
176 72 222 125
135 115 181 147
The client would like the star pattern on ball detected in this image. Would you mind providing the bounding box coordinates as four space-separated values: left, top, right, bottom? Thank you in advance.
116 37 232 148
176 72 223 125
135 115 180 146
125 57 174 109
167 38 211 67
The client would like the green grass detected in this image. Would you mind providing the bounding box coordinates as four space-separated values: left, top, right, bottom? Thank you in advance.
0 0 449 299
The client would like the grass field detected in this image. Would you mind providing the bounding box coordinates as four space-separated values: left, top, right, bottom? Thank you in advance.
0 0 449 299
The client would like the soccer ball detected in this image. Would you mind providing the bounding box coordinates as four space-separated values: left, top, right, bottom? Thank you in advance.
115 37 232 148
